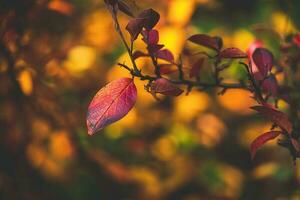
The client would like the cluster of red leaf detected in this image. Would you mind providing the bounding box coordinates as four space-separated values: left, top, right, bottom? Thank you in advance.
86 0 300 161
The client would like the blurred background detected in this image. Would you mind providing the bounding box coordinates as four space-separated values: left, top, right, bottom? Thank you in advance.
1 0 300 199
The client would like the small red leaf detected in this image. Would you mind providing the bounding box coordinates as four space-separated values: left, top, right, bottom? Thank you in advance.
126 18 145 41
250 131 282 159
147 44 164 53
142 29 159 44
87 78 137 135
251 105 292 134
252 48 273 78
291 138 300 152
293 34 300 47
132 51 148 60
261 74 278 96
219 48 248 59
138 8 160 30
189 57 204 78
155 49 174 62
151 78 183 96
159 64 177 75
188 34 221 51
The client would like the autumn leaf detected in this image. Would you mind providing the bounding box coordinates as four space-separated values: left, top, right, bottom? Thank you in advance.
150 78 183 96
132 50 148 60
155 49 174 62
188 34 221 51
250 131 282 159
126 18 145 42
251 105 292 134
86 78 137 135
252 48 273 78
138 8 160 30
219 47 248 59
142 29 159 44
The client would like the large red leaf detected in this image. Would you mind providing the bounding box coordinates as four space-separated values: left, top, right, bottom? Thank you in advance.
219 47 248 59
87 78 137 135
251 105 292 134
252 48 273 79
261 74 279 96
250 131 282 159
151 78 183 96
188 34 221 51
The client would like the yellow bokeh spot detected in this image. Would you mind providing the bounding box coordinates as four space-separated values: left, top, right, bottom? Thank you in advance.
220 164 244 197
196 113 226 148
49 131 74 160
272 11 296 34
18 69 33 95
83 11 117 49
152 137 176 161
217 89 255 115
252 162 279 179
105 108 138 138
168 0 195 27
232 29 255 51
64 45 96 74
129 167 160 196
159 26 186 57
174 92 210 121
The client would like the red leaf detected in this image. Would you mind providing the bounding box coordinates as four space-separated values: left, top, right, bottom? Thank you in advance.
87 78 137 135
188 34 221 51
261 74 278 96
294 34 300 47
291 138 300 152
252 48 273 78
159 64 177 75
247 40 264 80
250 131 282 159
219 48 248 59
132 50 148 60
138 8 160 30
251 105 293 134
155 49 174 62
147 44 164 53
189 57 204 78
151 78 183 96
142 29 159 44
126 18 145 41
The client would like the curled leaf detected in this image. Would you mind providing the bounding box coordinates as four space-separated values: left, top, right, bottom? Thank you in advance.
126 18 145 41
138 8 160 30
151 78 183 96
188 34 221 51
87 78 137 135
189 57 204 78
252 48 273 78
155 49 174 62
219 48 248 59
250 131 282 159
251 105 292 134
